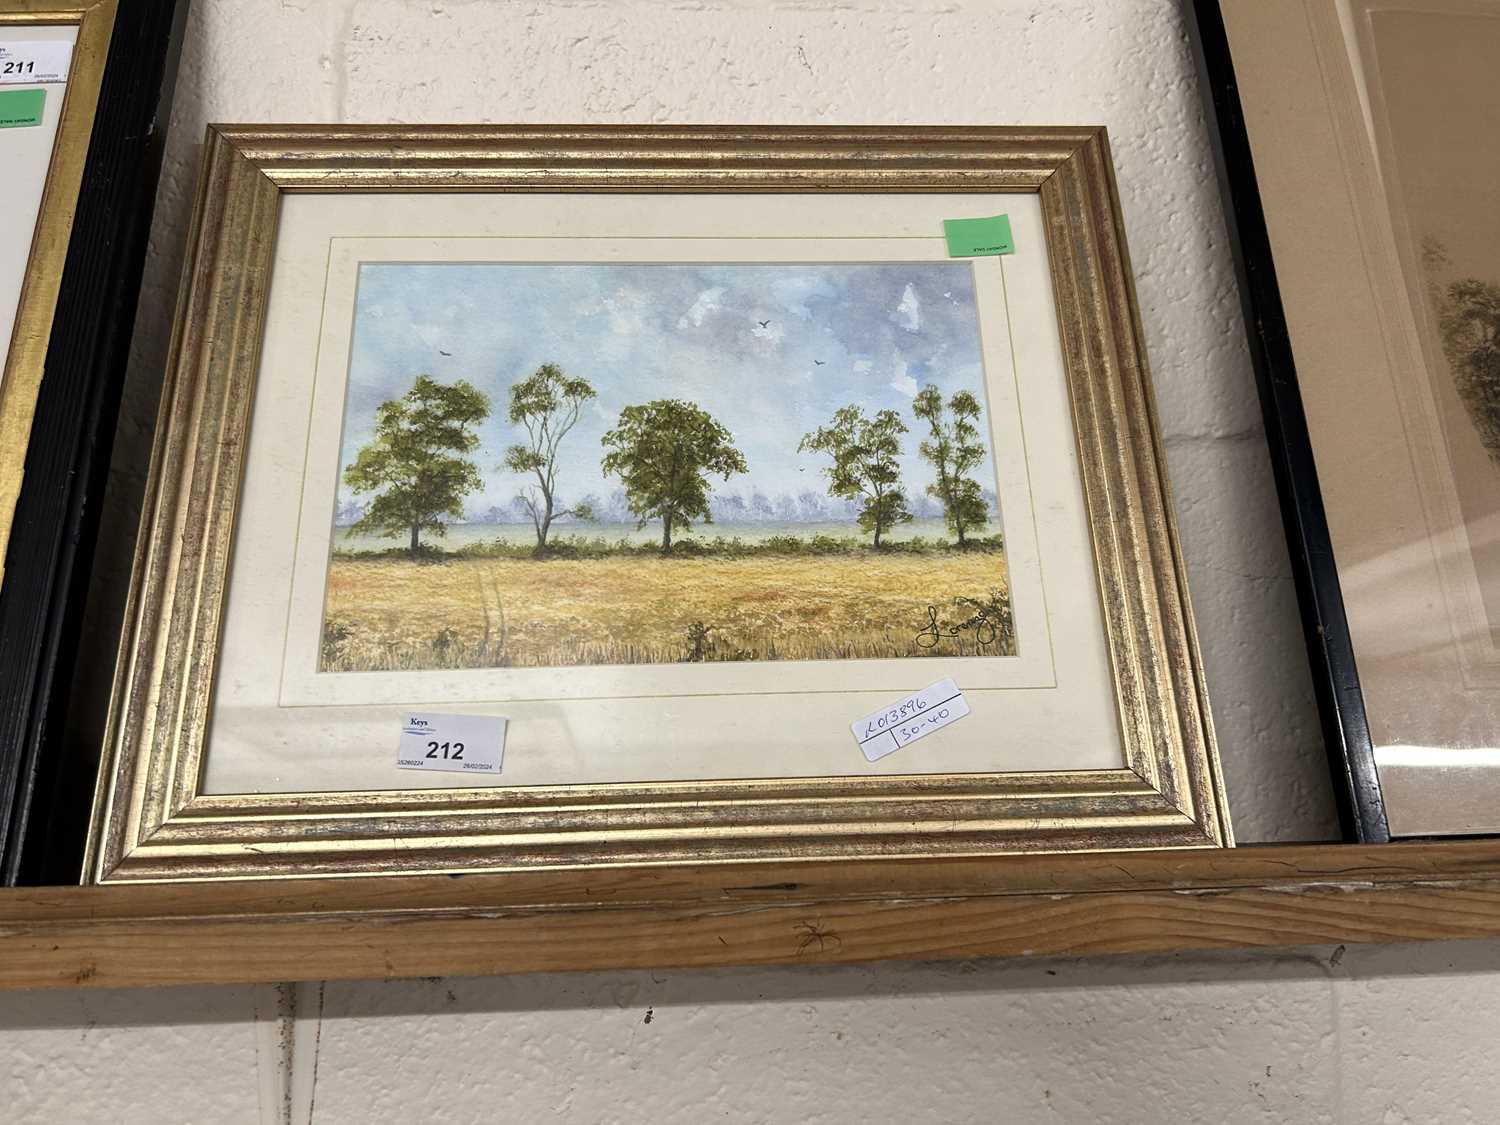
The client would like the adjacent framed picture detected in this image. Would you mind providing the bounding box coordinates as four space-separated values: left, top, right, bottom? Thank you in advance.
0 0 185 882
86 125 1230 883
1191 0 1500 839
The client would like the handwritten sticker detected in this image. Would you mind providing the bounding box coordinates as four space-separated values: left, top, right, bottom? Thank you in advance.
0 88 43 128
0 41 74 86
851 677 970 763
396 711 506 775
943 214 1015 258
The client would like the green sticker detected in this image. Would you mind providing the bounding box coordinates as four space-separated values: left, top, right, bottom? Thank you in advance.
0 88 44 129
943 214 1014 258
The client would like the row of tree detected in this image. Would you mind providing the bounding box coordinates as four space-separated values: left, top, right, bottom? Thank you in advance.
797 387 987 548
343 364 994 557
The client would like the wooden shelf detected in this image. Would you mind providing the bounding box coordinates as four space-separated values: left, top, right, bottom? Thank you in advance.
4 840 1500 989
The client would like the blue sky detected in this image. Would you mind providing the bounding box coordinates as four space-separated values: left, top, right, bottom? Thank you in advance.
334 261 998 519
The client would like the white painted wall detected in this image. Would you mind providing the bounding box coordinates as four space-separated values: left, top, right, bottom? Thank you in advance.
10 1 1497 1121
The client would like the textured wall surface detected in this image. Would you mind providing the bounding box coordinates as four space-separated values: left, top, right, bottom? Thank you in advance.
7 942 1500 1123
16 1 1499 1122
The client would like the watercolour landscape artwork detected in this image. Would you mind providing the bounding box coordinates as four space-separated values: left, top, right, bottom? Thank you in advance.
321 262 1016 671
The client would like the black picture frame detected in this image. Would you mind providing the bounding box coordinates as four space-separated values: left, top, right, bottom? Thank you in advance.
1184 0 1389 842
0 0 189 883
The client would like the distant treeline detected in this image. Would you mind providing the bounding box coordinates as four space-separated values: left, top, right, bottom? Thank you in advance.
334 530 1006 563
333 487 1002 529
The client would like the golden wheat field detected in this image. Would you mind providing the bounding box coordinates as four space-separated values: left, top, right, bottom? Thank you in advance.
320 551 1015 670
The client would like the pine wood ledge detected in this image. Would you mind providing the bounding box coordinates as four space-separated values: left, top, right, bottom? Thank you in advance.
5 840 1500 989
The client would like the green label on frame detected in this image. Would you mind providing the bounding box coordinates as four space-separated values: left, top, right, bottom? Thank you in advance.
0 87 44 128
943 214 1015 257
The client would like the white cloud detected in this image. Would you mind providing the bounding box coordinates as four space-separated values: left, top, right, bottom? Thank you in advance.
893 283 921 332
889 357 918 397
769 274 825 320
604 286 651 338
852 358 873 375
677 286 726 329
570 287 648 340
412 322 449 349
571 287 652 361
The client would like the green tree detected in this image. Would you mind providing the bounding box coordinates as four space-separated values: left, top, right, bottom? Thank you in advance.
502 362 598 552
600 399 748 554
912 385 988 546
343 374 490 559
798 405 913 547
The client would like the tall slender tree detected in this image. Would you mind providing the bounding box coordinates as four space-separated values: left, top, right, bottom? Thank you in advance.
912 385 988 546
601 398 748 554
799 405 912 547
343 374 490 558
503 363 597 552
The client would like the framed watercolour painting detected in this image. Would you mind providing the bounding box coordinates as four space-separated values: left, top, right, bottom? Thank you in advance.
86 125 1230 883
1193 0 1500 839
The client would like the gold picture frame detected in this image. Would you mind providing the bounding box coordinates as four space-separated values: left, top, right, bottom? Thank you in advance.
0 0 117 587
86 124 1230 884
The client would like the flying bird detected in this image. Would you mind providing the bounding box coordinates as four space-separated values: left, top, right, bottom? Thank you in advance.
439 349 452 356
813 359 826 366
757 319 770 328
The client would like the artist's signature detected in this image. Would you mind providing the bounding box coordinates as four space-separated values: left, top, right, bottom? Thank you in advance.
915 598 1005 651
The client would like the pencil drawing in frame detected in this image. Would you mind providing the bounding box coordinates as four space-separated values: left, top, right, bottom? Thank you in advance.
1200 0 1500 839
86 125 1230 883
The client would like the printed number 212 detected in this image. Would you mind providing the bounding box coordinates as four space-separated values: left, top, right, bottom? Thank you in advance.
425 740 464 759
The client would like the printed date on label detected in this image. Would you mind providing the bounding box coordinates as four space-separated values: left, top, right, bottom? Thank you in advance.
0 41 74 85
396 712 505 775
